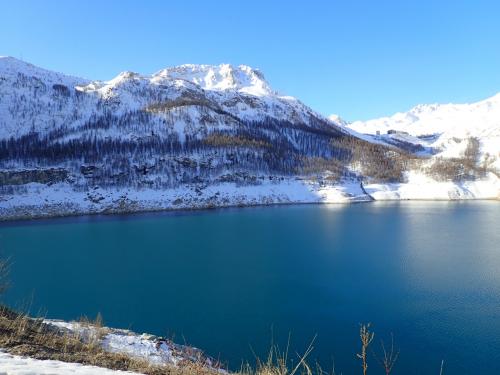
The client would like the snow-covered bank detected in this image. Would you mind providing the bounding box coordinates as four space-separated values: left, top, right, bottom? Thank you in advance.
0 176 498 221
0 351 140 375
365 172 500 201
0 178 368 221
0 314 221 375
45 320 216 369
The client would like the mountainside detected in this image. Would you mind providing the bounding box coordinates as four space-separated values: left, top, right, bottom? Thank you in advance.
335 94 500 168
0 57 498 220
0 57 337 139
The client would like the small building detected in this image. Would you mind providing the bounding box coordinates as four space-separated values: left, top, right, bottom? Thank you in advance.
387 129 409 136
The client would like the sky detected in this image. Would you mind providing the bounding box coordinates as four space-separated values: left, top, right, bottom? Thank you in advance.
1 0 500 121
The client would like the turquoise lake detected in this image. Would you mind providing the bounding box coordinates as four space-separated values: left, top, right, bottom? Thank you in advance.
1 202 499 374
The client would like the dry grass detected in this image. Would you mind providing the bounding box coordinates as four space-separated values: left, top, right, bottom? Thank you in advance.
374 333 399 375
0 258 219 375
0 307 451 375
240 336 318 375
357 324 374 375
0 304 333 375
0 259 443 375
0 257 9 295
0 306 217 375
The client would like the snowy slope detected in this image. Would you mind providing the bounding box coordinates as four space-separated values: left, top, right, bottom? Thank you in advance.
335 94 500 167
0 57 94 139
346 94 500 138
0 56 85 86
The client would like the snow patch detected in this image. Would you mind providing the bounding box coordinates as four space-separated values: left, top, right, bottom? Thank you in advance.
364 172 500 201
0 351 140 375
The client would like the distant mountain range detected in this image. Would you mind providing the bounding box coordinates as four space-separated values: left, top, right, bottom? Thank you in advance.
330 93 500 170
0 57 498 220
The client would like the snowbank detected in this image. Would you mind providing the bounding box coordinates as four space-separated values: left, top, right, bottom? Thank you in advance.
0 176 498 221
0 178 369 221
365 172 500 201
45 320 216 369
0 351 140 375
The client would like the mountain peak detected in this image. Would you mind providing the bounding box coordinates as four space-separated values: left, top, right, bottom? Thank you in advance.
152 63 273 96
105 70 141 86
328 114 350 127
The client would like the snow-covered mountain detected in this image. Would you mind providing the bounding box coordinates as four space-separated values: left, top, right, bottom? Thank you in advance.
0 57 498 220
0 56 339 140
346 94 500 138
335 94 500 168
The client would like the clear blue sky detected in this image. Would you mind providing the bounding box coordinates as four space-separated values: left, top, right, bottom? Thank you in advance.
1 0 500 120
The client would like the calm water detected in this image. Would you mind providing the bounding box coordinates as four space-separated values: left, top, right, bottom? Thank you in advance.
1 202 499 374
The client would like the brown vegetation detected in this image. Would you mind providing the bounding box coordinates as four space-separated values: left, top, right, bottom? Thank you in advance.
357 324 374 375
331 136 420 183
0 257 8 295
0 260 216 374
425 137 494 181
299 157 346 181
375 333 399 375
203 133 272 149
0 307 209 375
145 96 212 113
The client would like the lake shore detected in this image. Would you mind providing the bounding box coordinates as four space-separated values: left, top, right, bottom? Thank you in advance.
0 306 222 375
1 174 498 222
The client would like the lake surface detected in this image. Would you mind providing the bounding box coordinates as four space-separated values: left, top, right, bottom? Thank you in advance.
1 202 499 374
